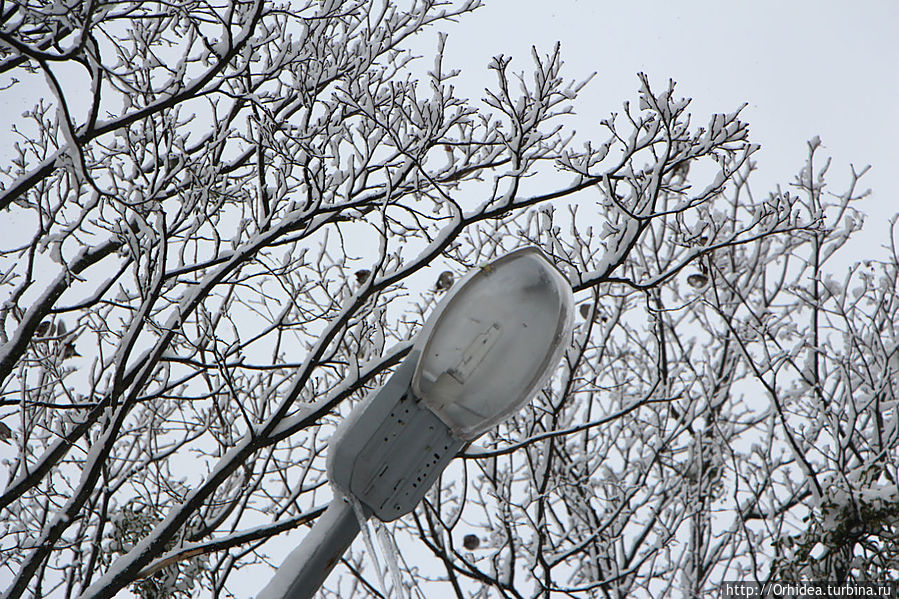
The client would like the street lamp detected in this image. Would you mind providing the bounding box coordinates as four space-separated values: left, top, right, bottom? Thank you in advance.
257 247 574 599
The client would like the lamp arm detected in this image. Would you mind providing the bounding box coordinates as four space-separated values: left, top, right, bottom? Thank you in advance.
256 495 362 599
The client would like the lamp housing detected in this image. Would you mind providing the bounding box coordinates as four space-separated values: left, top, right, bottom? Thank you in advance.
327 247 573 521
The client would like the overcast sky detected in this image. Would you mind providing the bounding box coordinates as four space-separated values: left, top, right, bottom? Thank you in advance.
0 2 895 596
423 0 898 265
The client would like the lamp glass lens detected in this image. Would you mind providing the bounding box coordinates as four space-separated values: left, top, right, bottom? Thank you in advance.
413 248 574 439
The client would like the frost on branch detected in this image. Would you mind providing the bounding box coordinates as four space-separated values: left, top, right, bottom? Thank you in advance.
0 0 896 597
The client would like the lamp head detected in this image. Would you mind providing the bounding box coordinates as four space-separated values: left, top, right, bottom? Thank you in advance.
327 247 574 521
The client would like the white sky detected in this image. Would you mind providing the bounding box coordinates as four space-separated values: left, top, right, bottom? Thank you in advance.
424 0 898 264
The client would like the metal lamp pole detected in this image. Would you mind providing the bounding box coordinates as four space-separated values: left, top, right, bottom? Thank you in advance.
256 496 360 599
